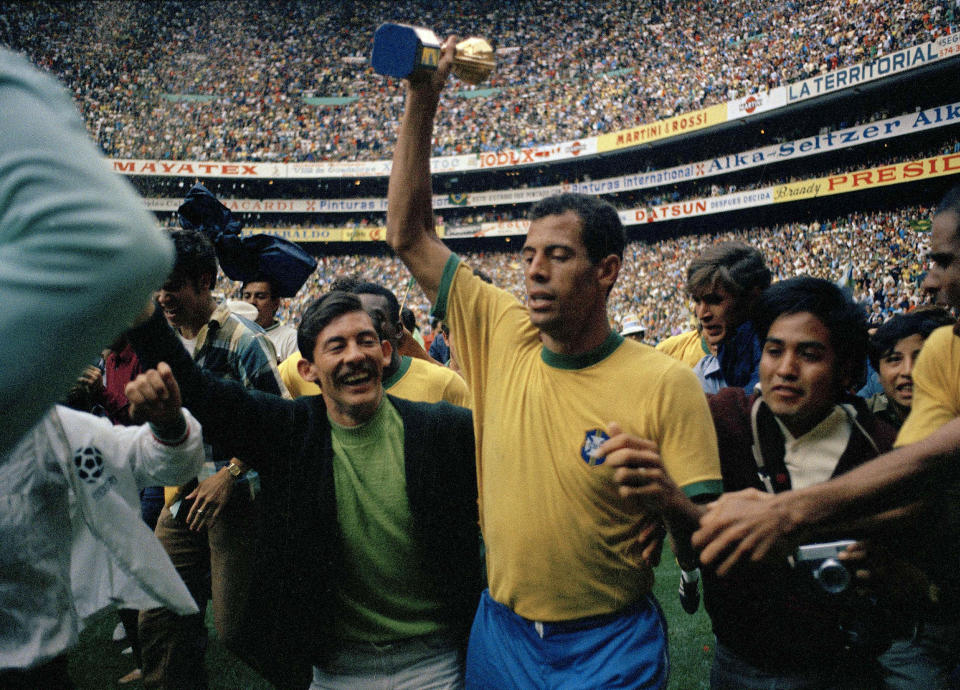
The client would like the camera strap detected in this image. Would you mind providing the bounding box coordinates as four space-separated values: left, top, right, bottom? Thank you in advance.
748 397 782 495
750 398 874 495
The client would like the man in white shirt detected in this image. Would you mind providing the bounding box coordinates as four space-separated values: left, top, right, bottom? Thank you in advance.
1 364 202 688
241 275 299 361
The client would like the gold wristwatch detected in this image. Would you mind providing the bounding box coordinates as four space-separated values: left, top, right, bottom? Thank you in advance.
226 462 246 478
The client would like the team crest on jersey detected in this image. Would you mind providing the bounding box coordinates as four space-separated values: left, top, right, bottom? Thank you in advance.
581 429 610 466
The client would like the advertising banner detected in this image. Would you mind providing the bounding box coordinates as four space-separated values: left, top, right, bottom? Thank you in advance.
774 152 960 202
726 88 787 119
598 104 727 152
139 102 960 216
233 151 960 240
785 37 955 104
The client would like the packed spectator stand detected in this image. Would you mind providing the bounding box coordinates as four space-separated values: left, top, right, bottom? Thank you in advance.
2 0 955 161
2 0 957 346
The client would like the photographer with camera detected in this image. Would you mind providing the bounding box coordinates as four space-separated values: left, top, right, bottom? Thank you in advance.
701 277 908 688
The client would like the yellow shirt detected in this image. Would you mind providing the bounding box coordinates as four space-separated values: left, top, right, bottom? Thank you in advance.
896 325 960 446
434 256 722 621
385 355 471 408
655 329 708 367
278 351 470 407
278 351 320 398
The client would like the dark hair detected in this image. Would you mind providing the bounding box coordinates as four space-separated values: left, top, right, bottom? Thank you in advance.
329 278 401 327
529 193 625 263
241 273 281 299
169 229 218 290
472 268 494 284
297 291 367 361
687 241 771 300
755 277 869 382
936 184 960 217
868 307 954 371
400 307 417 334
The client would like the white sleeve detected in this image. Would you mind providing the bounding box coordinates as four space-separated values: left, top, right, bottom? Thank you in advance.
57 406 204 489
114 410 205 489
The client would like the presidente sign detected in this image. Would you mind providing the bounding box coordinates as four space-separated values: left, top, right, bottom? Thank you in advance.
773 151 960 202
140 102 960 215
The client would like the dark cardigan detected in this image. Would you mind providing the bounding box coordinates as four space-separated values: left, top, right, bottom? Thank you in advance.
129 307 481 689
703 387 897 672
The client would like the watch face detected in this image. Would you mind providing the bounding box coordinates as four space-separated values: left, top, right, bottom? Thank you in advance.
228 464 242 477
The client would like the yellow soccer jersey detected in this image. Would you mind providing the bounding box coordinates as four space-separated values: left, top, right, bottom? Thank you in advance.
655 329 708 367
278 351 321 398
278 350 470 407
897 325 960 446
385 355 471 408
434 256 722 621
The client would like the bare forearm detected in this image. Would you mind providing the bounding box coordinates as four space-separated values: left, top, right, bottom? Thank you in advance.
664 496 708 569
773 426 958 535
385 42 456 304
388 86 438 245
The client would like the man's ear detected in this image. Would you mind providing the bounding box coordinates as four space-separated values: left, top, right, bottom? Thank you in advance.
197 273 216 292
836 359 855 395
597 254 621 294
296 357 318 383
381 339 393 367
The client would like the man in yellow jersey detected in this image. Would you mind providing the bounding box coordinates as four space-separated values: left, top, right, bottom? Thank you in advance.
694 185 960 687
279 280 470 408
656 325 710 367
386 37 722 688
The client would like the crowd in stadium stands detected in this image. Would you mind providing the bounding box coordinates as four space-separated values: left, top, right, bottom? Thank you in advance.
1 0 953 162
214 205 930 347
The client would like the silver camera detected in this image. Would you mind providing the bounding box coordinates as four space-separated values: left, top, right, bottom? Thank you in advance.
795 540 856 595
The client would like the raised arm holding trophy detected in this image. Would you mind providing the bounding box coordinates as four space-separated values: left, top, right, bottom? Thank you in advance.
371 22 495 85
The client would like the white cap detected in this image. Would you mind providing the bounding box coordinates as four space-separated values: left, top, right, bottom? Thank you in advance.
226 299 259 322
620 315 645 337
